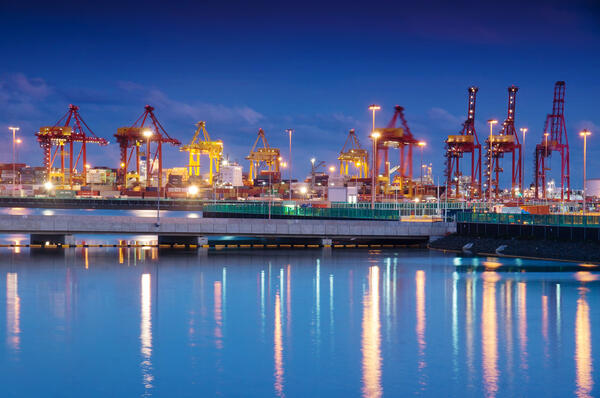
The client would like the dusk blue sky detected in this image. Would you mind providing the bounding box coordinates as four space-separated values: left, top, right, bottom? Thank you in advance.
1 0 599 188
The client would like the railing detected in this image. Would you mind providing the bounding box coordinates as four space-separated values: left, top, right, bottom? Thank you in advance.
330 201 490 216
203 203 402 220
457 212 600 227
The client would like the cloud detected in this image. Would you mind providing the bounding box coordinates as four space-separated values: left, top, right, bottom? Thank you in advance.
117 81 264 126
0 73 54 118
10 73 52 99
428 107 462 129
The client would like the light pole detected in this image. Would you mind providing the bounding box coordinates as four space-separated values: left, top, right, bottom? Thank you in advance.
143 129 153 188
285 129 293 201
9 126 19 194
487 119 498 206
418 141 426 196
369 105 380 208
143 129 159 226
580 129 591 216
15 138 22 187
368 104 381 133
371 131 381 209
311 157 316 194
520 127 527 194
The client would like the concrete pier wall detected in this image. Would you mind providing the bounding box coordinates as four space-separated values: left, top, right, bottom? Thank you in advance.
0 214 455 240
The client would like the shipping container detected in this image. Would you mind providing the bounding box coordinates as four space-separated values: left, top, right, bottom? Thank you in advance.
55 189 77 199
77 190 100 196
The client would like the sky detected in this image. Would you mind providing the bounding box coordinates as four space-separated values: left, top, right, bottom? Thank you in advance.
1 0 600 188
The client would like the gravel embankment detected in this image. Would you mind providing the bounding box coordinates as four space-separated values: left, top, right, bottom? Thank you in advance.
429 234 600 263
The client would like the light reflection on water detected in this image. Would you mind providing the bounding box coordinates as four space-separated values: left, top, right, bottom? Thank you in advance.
362 266 382 398
6 273 20 353
140 273 153 394
0 250 597 397
415 269 426 390
575 287 592 398
481 272 499 398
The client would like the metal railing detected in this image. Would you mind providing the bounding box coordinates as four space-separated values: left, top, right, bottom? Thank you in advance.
457 212 600 227
203 203 402 220
330 201 490 216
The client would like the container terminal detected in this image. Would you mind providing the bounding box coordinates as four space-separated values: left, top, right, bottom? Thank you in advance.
2 81 597 217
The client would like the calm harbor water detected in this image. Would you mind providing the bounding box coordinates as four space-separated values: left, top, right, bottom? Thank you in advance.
0 248 597 397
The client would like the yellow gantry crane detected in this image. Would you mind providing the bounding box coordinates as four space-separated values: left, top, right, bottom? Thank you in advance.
338 128 368 178
180 121 223 184
246 128 280 183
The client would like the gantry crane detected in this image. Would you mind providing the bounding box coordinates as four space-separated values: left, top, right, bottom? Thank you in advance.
36 104 108 187
375 106 419 195
534 81 570 200
485 85 522 198
338 128 368 178
114 105 180 189
445 87 482 198
246 128 280 183
180 121 223 185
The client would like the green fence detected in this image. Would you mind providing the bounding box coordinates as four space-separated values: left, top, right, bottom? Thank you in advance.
457 212 600 227
203 203 402 220
331 201 489 210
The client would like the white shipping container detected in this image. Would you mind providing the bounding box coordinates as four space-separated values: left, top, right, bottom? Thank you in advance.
328 187 348 202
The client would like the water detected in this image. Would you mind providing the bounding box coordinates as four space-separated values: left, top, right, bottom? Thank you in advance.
0 248 597 397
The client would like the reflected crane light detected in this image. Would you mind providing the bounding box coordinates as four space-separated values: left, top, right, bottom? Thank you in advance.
362 266 382 398
6 273 21 351
415 270 427 387
518 282 528 371
214 281 223 350
140 273 153 391
482 272 499 397
575 287 592 398
274 291 284 397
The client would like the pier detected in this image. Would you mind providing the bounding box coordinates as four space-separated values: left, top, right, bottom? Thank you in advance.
0 214 455 246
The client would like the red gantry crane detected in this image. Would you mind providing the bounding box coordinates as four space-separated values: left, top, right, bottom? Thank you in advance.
485 85 522 198
534 81 570 200
375 106 419 196
445 86 482 198
115 105 181 189
36 104 109 187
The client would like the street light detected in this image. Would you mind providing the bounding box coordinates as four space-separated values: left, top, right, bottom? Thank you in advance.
520 128 528 190
285 129 294 201
368 104 381 133
9 126 19 193
580 129 591 216
417 141 426 190
371 131 381 209
142 129 160 227
15 138 22 187
487 119 498 204
143 129 153 188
